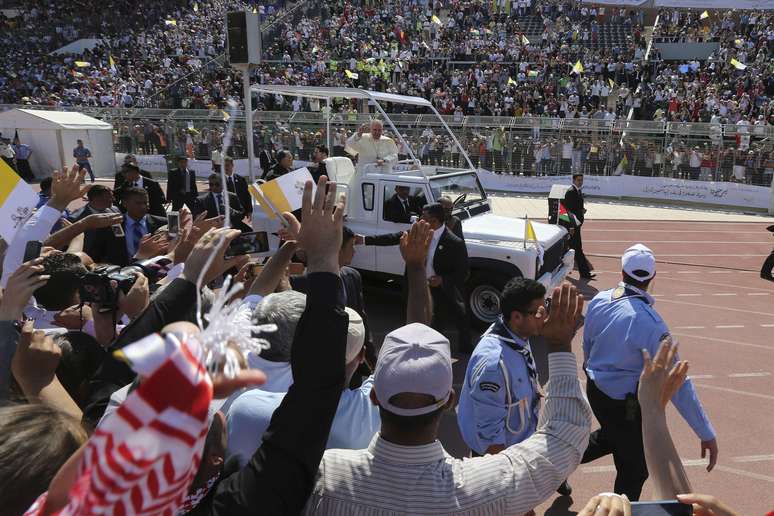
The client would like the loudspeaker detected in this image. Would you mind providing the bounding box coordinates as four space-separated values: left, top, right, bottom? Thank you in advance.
226 10 261 66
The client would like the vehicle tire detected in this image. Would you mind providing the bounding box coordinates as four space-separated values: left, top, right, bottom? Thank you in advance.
467 271 517 330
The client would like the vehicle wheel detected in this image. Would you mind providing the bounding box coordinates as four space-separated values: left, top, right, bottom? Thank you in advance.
467 272 515 330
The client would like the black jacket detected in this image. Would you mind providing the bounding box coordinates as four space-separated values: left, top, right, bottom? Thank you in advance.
69 205 121 255
167 167 198 210
224 173 253 216
447 216 464 241
116 177 167 217
114 167 152 190
383 194 416 224
194 273 348 515
263 163 290 182
259 149 274 174
88 214 167 266
193 192 251 232
365 227 469 313
563 185 585 226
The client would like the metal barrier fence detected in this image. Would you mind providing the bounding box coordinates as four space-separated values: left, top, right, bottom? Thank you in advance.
2 105 772 186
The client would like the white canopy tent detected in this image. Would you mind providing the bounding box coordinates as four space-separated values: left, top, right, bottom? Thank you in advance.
0 109 115 179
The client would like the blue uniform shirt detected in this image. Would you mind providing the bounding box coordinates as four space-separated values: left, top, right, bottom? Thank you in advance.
584 282 715 441
457 318 540 454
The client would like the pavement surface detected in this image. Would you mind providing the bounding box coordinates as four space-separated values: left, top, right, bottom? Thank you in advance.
361 217 774 516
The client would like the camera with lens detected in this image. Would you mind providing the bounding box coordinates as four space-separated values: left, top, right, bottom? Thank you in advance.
78 262 159 311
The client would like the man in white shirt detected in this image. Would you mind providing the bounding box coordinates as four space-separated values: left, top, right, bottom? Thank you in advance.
303 283 590 515
345 120 399 172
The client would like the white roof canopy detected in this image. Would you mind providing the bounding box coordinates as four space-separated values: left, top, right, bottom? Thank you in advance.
251 85 433 108
0 109 113 131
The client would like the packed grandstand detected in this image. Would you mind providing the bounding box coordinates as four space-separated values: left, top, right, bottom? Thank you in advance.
0 0 772 182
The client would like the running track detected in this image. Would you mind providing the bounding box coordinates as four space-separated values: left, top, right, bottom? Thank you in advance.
534 219 774 515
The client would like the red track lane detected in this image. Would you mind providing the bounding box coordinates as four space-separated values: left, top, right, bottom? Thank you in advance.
535 219 774 516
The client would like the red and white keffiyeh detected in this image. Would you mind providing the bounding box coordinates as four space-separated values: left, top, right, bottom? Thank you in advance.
25 332 212 516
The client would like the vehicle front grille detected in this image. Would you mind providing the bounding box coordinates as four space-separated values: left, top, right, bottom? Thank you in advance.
538 237 567 278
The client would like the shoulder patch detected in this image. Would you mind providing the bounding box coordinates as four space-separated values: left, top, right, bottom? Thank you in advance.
611 286 626 300
479 382 501 393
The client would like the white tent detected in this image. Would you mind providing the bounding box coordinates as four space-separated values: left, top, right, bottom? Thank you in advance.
0 109 115 179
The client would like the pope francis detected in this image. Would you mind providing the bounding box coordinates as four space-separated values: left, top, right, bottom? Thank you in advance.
345 119 399 171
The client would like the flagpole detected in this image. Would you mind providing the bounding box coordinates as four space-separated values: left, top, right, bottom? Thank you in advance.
523 214 527 250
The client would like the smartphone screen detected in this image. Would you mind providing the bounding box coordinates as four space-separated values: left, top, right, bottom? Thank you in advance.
111 224 125 238
225 231 270 258
23 240 43 263
167 211 180 237
631 501 692 516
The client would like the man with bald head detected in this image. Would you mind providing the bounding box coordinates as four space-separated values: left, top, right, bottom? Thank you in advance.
345 119 399 171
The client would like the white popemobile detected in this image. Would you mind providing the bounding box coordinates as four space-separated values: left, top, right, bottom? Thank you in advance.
250 86 574 326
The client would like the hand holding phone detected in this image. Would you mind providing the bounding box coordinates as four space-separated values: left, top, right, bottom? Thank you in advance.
167 211 180 238
224 231 270 258
23 241 43 263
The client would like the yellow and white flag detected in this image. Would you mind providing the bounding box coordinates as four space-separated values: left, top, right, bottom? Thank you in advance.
572 60 584 74
249 168 316 219
608 77 615 89
730 58 746 70
524 216 537 243
193 2 198 12
508 77 517 86
345 69 359 79
431 15 442 26
0 159 38 243
74 61 90 68
521 34 530 45
164 19 177 26
700 10 709 20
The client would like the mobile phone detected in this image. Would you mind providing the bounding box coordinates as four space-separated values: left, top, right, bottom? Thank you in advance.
224 231 269 258
631 501 691 516
167 211 180 238
23 240 43 263
111 224 125 237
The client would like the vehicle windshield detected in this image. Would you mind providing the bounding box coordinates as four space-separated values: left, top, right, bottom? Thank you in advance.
428 172 487 208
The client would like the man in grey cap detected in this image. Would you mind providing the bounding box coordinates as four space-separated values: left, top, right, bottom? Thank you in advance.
580 244 718 500
303 282 591 515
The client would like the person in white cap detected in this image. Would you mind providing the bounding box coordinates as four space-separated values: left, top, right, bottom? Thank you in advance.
303 283 592 515
580 243 718 501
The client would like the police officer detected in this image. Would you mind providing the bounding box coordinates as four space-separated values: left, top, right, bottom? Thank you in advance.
581 244 718 500
457 277 572 496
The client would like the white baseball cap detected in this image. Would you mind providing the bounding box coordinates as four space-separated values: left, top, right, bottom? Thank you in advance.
622 243 656 280
373 323 452 417
344 307 365 363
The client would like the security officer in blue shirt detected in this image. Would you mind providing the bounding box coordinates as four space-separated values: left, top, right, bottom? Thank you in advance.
581 244 718 501
457 277 573 496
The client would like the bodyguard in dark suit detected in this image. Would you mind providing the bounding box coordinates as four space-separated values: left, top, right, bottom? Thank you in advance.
364 203 471 352
308 145 329 182
563 173 595 279
383 185 417 224
89 187 166 266
69 185 121 257
114 155 152 191
167 156 198 210
222 156 252 217
439 196 465 240
116 163 166 217
193 174 251 232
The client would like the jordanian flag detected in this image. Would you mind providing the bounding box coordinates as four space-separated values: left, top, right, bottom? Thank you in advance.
558 202 572 224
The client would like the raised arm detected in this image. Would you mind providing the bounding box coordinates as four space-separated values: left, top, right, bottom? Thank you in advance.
209 176 349 515
44 213 123 250
400 221 433 325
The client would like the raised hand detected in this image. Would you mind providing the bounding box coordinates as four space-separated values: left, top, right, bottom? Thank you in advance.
638 336 687 411
181 227 248 286
540 282 584 352
81 212 124 231
133 232 169 260
49 164 91 211
11 320 62 395
400 221 432 268
297 176 346 274
676 494 738 516
278 211 301 241
193 212 224 233
0 258 50 321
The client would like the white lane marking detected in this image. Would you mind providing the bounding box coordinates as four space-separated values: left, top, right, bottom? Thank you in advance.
675 325 706 329
715 325 745 329
659 299 774 318
728 372 771 378
676 293 701 297
689 374 715 379
677 271 701 274
712 293 737 296
633 275 769 292
693 382 774 401
733 454 774 463
748 292 771 296
715 465 774 483
708 270 733 274
761 324 774 328
671 333 773 351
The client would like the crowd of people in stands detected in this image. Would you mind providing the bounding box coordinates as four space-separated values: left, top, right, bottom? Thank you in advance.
0 157 750 515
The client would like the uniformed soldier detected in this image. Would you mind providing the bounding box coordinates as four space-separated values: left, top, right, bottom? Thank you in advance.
581 244 718 501
457 277 572 496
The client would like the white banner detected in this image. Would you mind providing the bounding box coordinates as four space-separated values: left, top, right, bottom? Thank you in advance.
477 170 773 211
654 0 773 8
